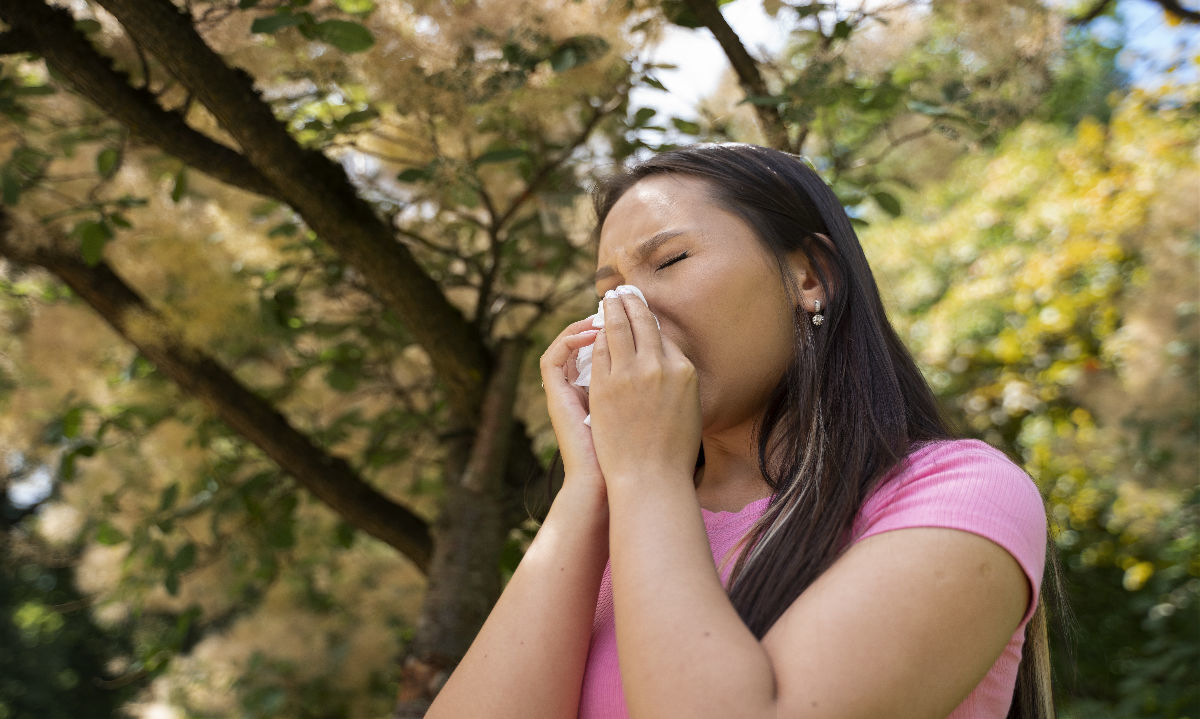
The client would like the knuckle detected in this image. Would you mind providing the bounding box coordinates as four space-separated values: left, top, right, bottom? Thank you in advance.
640 365 665 382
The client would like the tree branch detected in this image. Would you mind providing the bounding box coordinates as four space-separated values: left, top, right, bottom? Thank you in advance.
0 1 279 199
6 0 557 534
494 99 618 230
0 208 434 573
680 0 792 151
88 0 494 420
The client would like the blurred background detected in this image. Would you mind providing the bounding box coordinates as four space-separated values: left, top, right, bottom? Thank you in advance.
0 0 1196 717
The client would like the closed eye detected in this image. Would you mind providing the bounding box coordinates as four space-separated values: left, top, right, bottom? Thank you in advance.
656 251 689 271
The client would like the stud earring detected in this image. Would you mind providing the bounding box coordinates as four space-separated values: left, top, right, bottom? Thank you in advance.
812 299 824 326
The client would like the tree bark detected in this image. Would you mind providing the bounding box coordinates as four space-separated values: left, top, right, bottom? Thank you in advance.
395 338 527 717
681 0 793 151
0 208 434 572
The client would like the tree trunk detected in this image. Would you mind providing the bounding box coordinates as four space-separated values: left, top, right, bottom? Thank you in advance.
394 338 527 717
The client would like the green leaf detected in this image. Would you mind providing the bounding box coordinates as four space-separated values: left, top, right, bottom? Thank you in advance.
337 108 378 127
792 2 830 19
643 75 668 92
312 19 375 52
396 167 431 183
96 148 119 178
159 483 180 512
108 212 132 229
164 571 180 596
251 13 307 34
96 522 127 545
74 219 113 265
62 407 83 439
832 19 853 41
550 47 578 72
59 452 77 482
324 366 359 392
172 543 197 573
171 168 187 203
473 147 528 166
633 107 657 126
671 117 701 135
872 190 902 217
268 222 299 238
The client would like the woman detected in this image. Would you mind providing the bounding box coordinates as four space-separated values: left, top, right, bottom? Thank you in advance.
427 144 1053 718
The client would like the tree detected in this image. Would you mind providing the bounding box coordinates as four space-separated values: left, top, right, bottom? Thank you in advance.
0 0 1193 716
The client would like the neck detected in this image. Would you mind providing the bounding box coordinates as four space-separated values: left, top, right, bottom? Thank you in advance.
695 423 773 512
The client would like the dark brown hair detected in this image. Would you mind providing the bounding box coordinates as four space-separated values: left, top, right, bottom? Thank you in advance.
591 143 1057 719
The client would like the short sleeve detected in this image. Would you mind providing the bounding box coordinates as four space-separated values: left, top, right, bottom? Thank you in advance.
852 439 1048 626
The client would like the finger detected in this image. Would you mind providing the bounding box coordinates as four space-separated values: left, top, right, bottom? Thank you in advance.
591 324 611 378
541 329 600 383
599 291 635 365
555 315 601 341
619 291 664 359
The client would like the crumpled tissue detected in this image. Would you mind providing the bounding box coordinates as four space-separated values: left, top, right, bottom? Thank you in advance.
574 284 658 426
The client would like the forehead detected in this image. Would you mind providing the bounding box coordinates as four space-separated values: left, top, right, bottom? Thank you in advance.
596 174 717 259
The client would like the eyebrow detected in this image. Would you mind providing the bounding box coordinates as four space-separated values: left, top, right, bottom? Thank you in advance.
593 229 687 284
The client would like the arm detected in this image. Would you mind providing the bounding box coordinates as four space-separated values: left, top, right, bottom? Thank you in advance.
606 481 1029 719
426 483 608 719
427 320 608 718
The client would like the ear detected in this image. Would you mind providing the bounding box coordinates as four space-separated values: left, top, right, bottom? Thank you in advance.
784 234 834 310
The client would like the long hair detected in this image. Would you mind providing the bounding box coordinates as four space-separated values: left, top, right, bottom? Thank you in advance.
591 143 1058 719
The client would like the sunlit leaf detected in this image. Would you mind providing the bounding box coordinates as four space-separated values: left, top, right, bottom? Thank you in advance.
96 522 127 545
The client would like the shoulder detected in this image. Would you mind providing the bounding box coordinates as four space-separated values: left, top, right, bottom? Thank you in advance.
858 438 1045 530
853 438 1048 621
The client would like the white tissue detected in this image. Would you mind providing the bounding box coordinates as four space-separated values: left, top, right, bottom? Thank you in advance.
574 285 658 426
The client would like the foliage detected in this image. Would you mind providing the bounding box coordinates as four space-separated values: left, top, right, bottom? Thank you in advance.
682 0 1115 220
0 507 145 718
861 87 1200 716
0 0 1195 716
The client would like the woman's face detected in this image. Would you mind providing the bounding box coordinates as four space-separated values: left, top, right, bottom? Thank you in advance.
594 174 811 434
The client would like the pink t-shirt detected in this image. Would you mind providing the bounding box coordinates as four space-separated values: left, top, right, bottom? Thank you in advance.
578 438 1047 719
